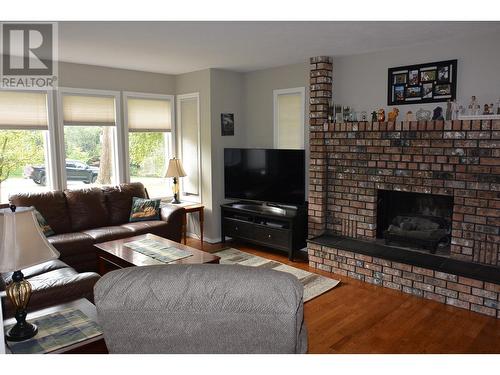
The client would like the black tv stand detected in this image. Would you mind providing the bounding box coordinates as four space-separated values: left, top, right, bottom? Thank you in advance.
221 201 307 260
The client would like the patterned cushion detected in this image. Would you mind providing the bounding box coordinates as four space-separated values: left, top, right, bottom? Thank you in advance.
129 197 161 222
33 209 55 237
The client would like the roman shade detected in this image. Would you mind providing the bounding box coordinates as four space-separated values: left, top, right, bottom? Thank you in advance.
127 98 172 132
277 92 303 149
179 97 199 196
63 94 116 126
0 91 49 130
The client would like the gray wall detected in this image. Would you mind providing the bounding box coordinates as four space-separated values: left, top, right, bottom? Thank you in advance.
333 31 500 116
242 62 309 148
55 30 500 244
209 69 246 242
59 62 176 93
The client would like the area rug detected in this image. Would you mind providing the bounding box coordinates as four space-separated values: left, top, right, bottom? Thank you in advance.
213 248 340 302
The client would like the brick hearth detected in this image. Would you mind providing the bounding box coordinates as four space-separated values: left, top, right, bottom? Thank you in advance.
306 56 500 318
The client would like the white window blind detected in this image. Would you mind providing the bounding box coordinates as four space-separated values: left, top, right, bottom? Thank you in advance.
0 91 48 129
127 98 172 132
62 94 116 126
179 97 199 196
276 92 303 149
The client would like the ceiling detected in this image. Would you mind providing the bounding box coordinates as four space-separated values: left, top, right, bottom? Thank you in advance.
57 21 500 75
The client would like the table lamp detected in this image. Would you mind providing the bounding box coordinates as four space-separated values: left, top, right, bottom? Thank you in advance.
165 157 187 204
0 205 60 341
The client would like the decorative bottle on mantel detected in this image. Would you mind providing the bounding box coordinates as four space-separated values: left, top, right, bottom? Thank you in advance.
445 100 452 120
497 98 500 115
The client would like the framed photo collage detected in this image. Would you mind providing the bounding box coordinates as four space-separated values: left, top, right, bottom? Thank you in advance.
388 59 457 105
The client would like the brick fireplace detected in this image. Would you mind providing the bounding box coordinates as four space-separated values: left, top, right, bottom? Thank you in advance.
307 56 500 318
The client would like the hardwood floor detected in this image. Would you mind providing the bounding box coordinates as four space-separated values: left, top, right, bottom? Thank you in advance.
186 237 500 354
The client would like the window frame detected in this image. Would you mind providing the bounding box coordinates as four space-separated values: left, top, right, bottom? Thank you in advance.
0 87 57 194
273 87 306 150
56 87 124 190
122 91 176 198
176 92 201 203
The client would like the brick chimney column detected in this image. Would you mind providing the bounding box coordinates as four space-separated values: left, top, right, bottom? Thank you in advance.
308 56 333 238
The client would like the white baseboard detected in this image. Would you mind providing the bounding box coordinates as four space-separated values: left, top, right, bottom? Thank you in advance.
186 232 222 244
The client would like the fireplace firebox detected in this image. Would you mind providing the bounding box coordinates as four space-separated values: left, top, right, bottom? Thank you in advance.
377 190 454 254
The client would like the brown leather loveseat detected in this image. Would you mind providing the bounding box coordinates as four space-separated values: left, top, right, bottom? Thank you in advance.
9 182 185 273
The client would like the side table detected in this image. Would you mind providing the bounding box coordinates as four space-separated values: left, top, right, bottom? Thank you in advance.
179 202 204 248
2 298 107 354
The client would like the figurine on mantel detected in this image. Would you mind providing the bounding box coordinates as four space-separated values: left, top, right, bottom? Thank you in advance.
377 108 385 122
489 103 495 115
371 111 378 122
432 106 444 120
416 108 432 121
497 98 500 115
468 96 478 115
405 110 415 122
483 104 491 115
343 106 351 123
388 107 399 122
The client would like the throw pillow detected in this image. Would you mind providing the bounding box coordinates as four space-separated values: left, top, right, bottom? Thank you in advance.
129 197 161 222
33 209 55 237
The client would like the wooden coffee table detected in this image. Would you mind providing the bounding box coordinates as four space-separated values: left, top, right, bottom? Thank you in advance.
94 233 220 275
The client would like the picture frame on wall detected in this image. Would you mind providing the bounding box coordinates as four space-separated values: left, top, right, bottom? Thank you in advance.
221 113 234 136
387 59 457 105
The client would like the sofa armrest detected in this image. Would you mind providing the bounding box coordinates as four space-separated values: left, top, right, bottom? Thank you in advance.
159 204 185 243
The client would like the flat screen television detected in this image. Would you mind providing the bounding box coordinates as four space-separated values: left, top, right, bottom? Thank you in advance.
224 148 305 205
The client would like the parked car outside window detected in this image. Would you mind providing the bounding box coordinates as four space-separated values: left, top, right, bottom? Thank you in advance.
24 159 99 186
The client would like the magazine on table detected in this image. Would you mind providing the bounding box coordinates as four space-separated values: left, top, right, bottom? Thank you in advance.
124 238 192 263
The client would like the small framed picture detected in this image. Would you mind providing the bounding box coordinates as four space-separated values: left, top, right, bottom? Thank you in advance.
406 86 422 98
221 113 234 136
394 85 405 102
420 70 436 82
438 66 449 82
434 84 451 97
409 70 419 85
393 73 407 84
422 83 433 99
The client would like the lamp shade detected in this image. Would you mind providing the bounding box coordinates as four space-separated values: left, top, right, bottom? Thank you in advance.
0 207 59 273
165 158 187 178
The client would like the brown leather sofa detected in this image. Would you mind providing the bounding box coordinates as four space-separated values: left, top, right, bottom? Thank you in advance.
9 182 185 273
1 259 100 318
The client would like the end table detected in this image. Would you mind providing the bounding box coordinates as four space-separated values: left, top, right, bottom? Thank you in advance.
178 202 204 248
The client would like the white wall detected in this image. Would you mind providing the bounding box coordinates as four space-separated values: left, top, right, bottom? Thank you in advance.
333 31 500 117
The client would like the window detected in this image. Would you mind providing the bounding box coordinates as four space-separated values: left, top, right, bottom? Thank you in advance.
0 90 53 202
273 87 305 149
177 93 201 202
124 92 174 199
59 89 121 189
